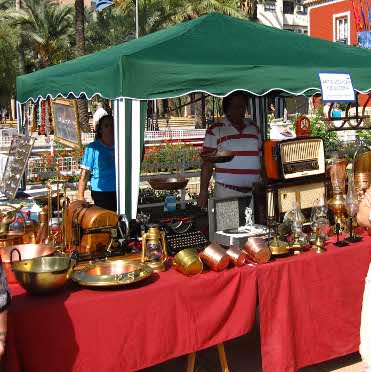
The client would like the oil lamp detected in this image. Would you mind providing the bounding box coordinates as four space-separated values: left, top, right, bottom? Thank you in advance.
141 224 168 272
289 202 306 254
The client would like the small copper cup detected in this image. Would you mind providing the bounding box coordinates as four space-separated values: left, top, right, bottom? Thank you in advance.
243 237 271 264
226 245 246 267
200 242 230 271
172 248 203 277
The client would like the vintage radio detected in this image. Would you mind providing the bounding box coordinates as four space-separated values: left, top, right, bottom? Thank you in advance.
66 200 119 254
253 178 327 224
264 137 325 180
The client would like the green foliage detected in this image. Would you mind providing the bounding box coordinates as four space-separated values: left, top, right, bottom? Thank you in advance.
0 22 18 104
11 0 74 67
310 110 339 153
141 143 201 173
85 9 133 53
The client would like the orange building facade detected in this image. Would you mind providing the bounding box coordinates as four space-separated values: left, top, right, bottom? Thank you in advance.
306 0 370 105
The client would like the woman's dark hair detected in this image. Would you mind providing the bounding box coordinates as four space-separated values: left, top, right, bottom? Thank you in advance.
95 115 113 140
222 90 249 114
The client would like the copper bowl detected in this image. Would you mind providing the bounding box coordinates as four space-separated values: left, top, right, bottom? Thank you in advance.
1 244 55 284
200 242 230 271
200 150 234 163
243 237 271 264
226 245 246 267
148 177 189 190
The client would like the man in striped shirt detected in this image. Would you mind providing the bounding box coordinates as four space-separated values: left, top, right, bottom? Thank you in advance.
197 91 261 209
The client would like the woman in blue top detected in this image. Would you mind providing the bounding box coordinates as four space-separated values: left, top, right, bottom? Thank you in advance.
78 115 116 211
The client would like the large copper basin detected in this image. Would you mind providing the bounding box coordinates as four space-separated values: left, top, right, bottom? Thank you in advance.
1 244 55 284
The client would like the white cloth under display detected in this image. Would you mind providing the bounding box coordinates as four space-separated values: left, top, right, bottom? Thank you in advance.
360 262 371 371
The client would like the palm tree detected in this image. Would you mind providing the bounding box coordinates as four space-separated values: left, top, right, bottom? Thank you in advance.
10 0 74 68
85 8 133 53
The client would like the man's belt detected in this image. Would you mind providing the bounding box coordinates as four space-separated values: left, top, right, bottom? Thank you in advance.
216 182 252 193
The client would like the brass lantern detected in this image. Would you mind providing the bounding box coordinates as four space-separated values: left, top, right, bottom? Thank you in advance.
141 224 168 272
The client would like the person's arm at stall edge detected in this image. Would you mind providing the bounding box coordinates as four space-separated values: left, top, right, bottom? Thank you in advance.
0 310 7 359
197 161 214 208
78 168 91 202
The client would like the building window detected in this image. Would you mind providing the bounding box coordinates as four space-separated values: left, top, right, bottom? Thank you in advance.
336 17 348 43
264 1 276 12
283 1 294 14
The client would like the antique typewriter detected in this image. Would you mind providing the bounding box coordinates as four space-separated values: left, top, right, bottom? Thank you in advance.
165 229 208 256
147 206 209 256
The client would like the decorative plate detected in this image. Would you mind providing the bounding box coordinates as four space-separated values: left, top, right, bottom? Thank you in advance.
72 260 153 287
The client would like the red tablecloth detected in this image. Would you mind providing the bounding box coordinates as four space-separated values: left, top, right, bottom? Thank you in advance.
2 264 257 372
257 235 371 372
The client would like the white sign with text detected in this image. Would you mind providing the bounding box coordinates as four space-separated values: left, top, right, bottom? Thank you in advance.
319 72 355 102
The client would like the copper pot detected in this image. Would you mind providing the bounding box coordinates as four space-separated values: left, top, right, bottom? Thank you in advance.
226 245 246 267
1 244 55 284
242 237 271 264
200 242 230 271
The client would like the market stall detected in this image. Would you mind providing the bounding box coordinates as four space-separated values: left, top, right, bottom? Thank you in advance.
11 11 371 372
16 12 371 219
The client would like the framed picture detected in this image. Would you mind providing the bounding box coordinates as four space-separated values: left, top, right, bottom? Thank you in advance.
52 98 82 150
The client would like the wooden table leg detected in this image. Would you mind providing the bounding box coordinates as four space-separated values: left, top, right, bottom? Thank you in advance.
186 352 196 372
217 343 229 372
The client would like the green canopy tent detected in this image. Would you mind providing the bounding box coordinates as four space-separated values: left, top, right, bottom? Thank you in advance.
16 12 371 218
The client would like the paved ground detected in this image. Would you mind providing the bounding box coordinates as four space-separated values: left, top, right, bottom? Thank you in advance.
141 315 364 372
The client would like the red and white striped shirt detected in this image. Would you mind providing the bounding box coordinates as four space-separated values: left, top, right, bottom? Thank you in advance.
203 117 261 188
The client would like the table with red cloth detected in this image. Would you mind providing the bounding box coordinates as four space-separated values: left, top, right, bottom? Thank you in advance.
1 264 257 372
257 235 371 372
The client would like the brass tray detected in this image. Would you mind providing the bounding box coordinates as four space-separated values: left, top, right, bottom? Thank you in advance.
72 260 153 287
149 177 189 190
200 150 234 163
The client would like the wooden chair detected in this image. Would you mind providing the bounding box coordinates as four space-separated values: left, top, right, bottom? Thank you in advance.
186 343 229 372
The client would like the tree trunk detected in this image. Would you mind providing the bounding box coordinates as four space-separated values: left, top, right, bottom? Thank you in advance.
75 0 90 132
16 0 25 75
158 99 165 118
195 93 206 129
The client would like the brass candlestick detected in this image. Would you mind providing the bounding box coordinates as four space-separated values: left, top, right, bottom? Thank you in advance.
268 220 289 256
313 233 326 253
290 232 303 255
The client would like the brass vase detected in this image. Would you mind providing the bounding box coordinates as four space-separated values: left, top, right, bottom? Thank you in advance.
327 185 347 231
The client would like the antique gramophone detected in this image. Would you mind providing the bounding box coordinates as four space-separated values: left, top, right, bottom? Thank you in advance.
327 159 348 231
141 224 168 272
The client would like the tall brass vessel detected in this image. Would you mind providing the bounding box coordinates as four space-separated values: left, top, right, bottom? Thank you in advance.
327 185 347 231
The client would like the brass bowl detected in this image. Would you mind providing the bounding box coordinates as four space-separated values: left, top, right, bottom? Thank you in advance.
1 244 55 284
149 177 189 190
200 150 234 163
172 248 203 276
72 260 153 287
12 257 76 295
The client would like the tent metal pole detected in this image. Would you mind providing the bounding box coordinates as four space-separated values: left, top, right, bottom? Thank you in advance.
135 0 139 38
